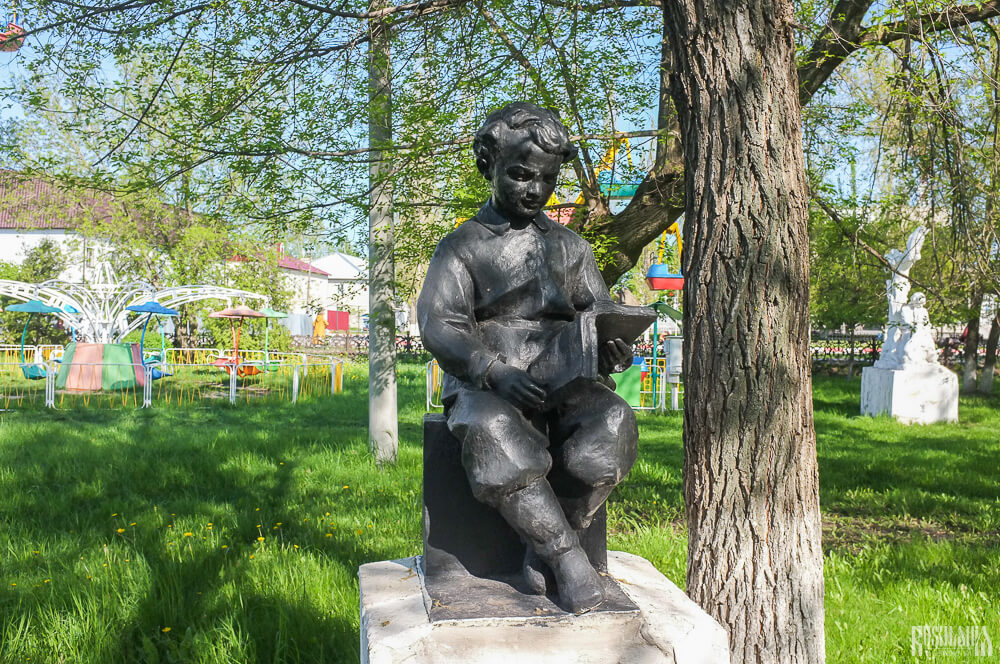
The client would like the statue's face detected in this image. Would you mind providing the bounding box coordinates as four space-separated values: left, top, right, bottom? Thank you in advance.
488 136 563 223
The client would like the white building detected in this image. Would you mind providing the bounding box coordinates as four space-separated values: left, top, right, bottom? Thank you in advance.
1 172 319 294
312 251 368 324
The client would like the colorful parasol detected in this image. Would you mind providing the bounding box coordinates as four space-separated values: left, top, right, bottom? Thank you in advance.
209 305 265 376
126 301 179 378
6 299 62 379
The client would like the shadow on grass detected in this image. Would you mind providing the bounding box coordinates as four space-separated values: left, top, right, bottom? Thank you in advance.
0 361 430 662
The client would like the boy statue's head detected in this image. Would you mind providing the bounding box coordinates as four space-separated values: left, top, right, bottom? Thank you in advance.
473 102 578 224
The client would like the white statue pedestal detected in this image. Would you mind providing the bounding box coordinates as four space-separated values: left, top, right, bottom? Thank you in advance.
359 551 730 664
860 365 958 424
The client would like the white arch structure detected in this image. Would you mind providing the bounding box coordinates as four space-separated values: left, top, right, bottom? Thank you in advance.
0 278 267 344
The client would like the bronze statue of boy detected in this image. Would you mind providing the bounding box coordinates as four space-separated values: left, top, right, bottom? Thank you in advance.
417 102 639 614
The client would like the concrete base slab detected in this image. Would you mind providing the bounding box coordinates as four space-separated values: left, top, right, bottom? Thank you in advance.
423 567 637 621
861 365 959 424
359 551 730 664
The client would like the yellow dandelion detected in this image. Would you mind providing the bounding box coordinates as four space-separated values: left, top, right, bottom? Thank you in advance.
117 528 125 534
221 544 228 549
255 507 260 512
112 513 118 517
162 627 171 633
325 512 330 516
129 522 136 526
342 485 349 489
32 551 39 555
44 579 49 583
279 462 284 466
293 544 299 549
325 533 332 538
257 536 265 542
355 529 363 535
249 554 255 559
10 583 15 587
276 522 282 526
183 532 193 538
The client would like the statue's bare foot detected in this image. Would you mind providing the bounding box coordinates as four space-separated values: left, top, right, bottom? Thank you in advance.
523 548 551 595
550 547 604 614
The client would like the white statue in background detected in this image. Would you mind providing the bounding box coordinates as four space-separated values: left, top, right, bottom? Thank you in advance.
874 226 930 370
900 293 939 366
862 226 957 423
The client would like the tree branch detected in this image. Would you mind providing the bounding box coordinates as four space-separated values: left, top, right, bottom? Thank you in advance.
798 0 1000 106
94 9 204 166
538 0 660 10
283 0 468 20
812 194 943 303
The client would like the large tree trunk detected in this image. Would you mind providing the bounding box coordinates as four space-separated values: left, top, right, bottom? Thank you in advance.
962 293 983 394
662 2 825 663
367 4 398 465
979 315 1000 394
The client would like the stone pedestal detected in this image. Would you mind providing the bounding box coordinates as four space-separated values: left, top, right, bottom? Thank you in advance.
359 551 730 664
861 365 958 424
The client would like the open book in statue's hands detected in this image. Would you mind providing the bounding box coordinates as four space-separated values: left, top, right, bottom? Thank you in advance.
527 301 657 405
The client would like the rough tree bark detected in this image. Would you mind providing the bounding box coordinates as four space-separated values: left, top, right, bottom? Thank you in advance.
368 3 399 464
979 315 999 394
595 0 1000 287
962 292 983 394
662 2 825 663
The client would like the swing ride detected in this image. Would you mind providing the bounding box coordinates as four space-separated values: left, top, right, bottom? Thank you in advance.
1 2 25 52
541 134 686 293
645 221 684 292
209 305 267 377
4 300 61 379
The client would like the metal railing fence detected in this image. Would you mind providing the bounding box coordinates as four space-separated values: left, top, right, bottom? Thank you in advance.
0 357 344 410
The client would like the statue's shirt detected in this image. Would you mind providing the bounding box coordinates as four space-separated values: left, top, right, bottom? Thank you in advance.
417 204 610 403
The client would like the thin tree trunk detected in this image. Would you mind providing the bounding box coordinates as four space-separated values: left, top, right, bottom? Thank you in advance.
663 1 825 663
962 292 983 393
979 315 1000 394
367 4 398 465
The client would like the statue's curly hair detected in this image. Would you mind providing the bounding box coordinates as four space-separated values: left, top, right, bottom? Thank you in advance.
473 102 577 179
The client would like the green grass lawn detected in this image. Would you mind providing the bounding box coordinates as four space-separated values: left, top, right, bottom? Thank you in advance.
0 365 997 663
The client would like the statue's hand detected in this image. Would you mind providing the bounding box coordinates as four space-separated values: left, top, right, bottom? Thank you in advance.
598 338 633 375
486 362 547 410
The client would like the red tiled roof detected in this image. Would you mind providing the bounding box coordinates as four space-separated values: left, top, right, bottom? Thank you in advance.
229 252 329 276
0 170 118 230
277 254 329 276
